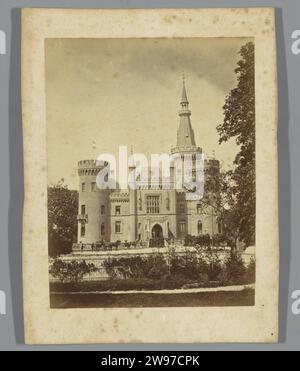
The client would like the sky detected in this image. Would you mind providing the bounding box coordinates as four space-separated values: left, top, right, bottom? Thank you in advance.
45 37 253 189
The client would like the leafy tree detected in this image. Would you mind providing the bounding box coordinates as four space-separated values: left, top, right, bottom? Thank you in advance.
48 180 79 257
49 259 97 283
217 41 255 247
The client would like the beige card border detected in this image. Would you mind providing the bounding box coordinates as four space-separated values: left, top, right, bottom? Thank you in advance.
22 8 279 344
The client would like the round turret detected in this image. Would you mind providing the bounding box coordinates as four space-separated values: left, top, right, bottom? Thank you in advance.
77 160 110 245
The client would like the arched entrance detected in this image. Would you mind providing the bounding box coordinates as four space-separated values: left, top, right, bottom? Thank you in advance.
151 224 163 238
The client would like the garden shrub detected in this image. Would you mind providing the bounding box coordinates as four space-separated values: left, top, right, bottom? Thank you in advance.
49 258 97 283
224 252 246 284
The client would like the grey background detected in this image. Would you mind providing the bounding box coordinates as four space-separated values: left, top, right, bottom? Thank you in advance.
0 0 298 350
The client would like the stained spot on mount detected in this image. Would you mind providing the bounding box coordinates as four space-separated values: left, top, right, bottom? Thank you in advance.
213 16 219 24
265 18 271 25
113 318 119 330
164 15 177 24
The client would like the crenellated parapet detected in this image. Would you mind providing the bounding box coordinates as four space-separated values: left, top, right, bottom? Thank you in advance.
109 190 130 202
170 145 202 155
78 159 108 176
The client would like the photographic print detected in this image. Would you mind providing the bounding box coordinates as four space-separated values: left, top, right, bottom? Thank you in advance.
22 8 278 344
46 37 256 309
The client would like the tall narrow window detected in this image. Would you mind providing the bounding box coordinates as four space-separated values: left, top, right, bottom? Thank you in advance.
81 182 86 192
81 204 86 215
115 205 121 215
218 220 222 234
197 204 201 214
91 182 96 191
197 220 203 235
80 223 85 237
101 223 105 236
115 221 121 233
146 195 160 214
101 205 105 215
179 221 186 233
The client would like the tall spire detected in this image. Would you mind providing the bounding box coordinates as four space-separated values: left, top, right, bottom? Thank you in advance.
181 71 189 108
170 73 202 157
176 74 195 147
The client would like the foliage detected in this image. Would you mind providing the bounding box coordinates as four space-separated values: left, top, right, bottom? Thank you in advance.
245 257 256 283
184 234 211 248
224 252 247 284
212 233 227 247
49 258 97 283
103 253 169 280
202 249 223 281
217 41 255 247
103 248 253 286
149 237 165 248
48 180 78 257
169 250 199 280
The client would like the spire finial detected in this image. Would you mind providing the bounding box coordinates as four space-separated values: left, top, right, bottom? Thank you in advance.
129 145 136 169
181 71 189 106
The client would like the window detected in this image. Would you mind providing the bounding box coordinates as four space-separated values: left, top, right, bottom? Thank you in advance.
115 221 121 233
146 195 160 214
197 220 203 235
179 204 185 213
81 182 86 192
80 223 85 237
218 220 222 234
81 205 86 215
115 205 121 215
166 196 170 210
197 204 202 214
101 205 105 215
91 182 96 191
179 221 186 233
101 223 105 236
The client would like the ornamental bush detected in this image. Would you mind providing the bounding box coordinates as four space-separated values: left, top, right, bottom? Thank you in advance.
49 259 97 283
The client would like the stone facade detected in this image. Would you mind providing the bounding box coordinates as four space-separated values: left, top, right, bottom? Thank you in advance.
76 80 221 246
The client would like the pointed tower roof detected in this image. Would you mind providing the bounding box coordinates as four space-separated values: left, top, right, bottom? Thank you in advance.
170 74 202 156
181 72 189 105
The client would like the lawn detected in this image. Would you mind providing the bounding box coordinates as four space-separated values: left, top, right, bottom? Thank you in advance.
50 288 255 308
50 277 253 293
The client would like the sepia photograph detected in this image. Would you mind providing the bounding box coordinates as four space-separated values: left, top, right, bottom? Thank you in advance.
45 37 256 308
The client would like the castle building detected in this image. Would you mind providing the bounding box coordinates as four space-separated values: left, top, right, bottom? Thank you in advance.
76 79 221 246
